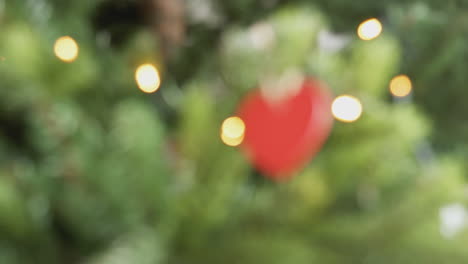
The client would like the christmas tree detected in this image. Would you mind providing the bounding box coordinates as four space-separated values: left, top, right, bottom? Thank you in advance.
1 0 468 263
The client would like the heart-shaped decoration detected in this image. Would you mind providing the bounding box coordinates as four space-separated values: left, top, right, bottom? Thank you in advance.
238 78 333 180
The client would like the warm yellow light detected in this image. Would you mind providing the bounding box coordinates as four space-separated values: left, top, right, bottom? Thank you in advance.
389 74 412 97
54 36 79 62
357 18 382 40
331 95 363 123
135 64 161 93
221 132 245 147
221 116 245 147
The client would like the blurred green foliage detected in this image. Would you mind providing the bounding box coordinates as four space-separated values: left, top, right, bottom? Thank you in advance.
0 0 468 263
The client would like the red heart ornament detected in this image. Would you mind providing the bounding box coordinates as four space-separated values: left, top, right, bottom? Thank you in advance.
238 78 333 180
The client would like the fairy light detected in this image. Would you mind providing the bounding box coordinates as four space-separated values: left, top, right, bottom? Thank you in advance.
331 95 363 123
357 18 382 41
54 36 79 62
390 74 412 97
221 132 245 147
221 116 245 147
135 64 161 93
439 203 467 239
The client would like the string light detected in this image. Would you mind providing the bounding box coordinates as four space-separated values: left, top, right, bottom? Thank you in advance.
135 64 161 93
389 74 412 97
54 36 79 62
221 116 245 147
357 18 382 41
439 203 467 239
221 132 245 147
331 95 363 123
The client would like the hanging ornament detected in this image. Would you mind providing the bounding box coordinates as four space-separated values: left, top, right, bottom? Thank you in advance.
237 77 333 180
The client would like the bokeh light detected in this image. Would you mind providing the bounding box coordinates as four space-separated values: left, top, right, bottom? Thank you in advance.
221 116 245 147
54 36 79 62
439 203 467 239
135 64 161 93
389 74 412 97
357 18 382 41
221 132 245 147
331 95 363 123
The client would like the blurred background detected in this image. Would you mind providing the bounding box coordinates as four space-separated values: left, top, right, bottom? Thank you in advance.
1 0 468 263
